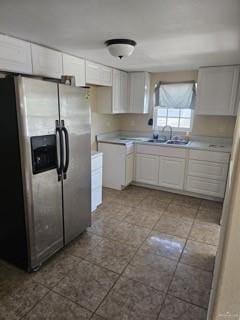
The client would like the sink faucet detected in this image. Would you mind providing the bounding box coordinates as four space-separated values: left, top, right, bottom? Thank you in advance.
162 125 173 140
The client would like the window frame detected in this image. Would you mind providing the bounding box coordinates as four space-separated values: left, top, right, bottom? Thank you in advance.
153 81 196 132
153 106 194 132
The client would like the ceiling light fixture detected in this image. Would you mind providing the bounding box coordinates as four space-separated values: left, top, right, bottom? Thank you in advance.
105 39 137 59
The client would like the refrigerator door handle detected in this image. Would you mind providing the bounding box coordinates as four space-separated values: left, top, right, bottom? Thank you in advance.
56 120 64 181
61 120 69 179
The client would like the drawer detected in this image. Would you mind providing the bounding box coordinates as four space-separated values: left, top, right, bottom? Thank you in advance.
91 168 102 189
135 144 187 158
91 187 102 212
189 149 230 163
188 160 228 181
91 154 103 171
185 175 226 198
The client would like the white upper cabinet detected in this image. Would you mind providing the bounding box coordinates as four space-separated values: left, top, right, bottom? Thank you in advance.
62 54 85 86
96 68 128 114
112 69 128 113
31 44 63 78
100 65 113 86
129 72 150 114
120 71 128 112
0 34 32 74
196 66 240 116
86 61 112 86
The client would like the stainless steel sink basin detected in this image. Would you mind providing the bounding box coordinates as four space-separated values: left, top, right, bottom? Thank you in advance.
166 140 189 145
147 139 167 144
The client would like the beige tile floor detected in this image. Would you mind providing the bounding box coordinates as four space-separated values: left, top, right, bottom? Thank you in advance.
0 185 222 320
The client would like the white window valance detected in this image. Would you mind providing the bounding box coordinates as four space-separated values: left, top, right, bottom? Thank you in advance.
155 81 196 109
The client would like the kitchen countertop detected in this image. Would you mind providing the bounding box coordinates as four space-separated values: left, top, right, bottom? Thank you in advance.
97 136 232 153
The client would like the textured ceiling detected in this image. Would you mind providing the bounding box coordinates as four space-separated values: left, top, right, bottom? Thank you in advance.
0 0 239 72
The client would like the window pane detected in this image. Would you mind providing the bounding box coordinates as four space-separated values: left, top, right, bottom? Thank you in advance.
167 118 179 127
180 109 191 118
157 117 167 127
168 108 180 118
158 108 167 117
179 118 191 128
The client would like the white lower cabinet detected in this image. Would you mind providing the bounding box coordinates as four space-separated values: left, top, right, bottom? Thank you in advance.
185 176 226 198
188 160 228 181
185 150 229 198
91 152 103 212
126 153 134 186
159 157 186 190
135 154 159 185
98 142 134 190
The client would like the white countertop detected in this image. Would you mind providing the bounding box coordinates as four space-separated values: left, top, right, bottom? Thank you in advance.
97 136 232 153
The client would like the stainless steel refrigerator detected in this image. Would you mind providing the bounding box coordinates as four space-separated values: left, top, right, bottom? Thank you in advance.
0 76 91 271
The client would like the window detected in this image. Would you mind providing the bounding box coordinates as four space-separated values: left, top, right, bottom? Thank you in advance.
154 107 193 130
154 82 196 131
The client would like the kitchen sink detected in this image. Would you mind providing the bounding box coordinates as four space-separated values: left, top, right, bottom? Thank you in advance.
147 139 189 145
166 140 189 145
147 139 167 143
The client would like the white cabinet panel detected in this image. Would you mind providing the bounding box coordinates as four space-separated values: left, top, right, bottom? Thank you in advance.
92 187 102 211
86 61 112 86
0 34 32 74
86 61 99 84
126 153 134 186
31 44 63 78
188 160 228 181
62 54 85 86
196 66 240 116
91 152 103 212
98 142 132 190
159 157 186 190
96 69 128 114
129 72 150 114
91 168 102 189
186 176 226 198
135 154 159 185
120 71 129 112
100 65 112 86
112 69 121 113
135 144 187 158
189 149 230 163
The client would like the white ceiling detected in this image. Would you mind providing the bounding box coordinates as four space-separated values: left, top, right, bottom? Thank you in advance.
0 0 239 72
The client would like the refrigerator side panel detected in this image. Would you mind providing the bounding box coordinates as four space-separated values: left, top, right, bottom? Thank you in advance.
15 77 63 270
59 85 91 244
0 77 28 270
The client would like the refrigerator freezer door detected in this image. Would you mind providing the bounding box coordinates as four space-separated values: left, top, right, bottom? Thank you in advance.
59 84 91 244
15 77 63 269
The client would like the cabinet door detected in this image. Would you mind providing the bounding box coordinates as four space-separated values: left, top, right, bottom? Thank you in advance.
0 34 32 74
86 61 99 85
135 154 159 185
100 65 112 86
62 54 86 86
188 159 228 181
159 156 186 190
129 72 150 114
112 69 121 113
120 71 129 112
196 66 240 116
185 176 225 198
31 44 63 78
125 153 134 186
